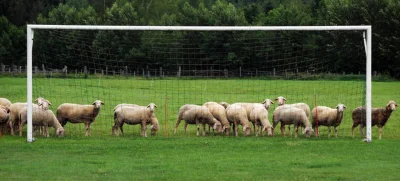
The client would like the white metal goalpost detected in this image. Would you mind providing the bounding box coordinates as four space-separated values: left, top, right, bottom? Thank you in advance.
26 25 372 142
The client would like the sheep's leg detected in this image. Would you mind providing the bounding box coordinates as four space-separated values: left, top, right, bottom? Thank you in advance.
184 122 188 135
18 122 23 137
294 125 299 138
328 126 331 138
84 122 90 136
119 124 124 136
44 125 49 138
288 125 292 136
359 124 365 137
141 121 147 137
233 121 238 137
280 125 285 137
174 119 181 135
334 126 338 138
202 123 206 136
9 121 15 136
378 126 383 140
196 119 200 136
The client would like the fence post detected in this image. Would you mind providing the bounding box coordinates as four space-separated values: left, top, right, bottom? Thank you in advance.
239 67 242 77
224 69 228 78
106 66 108 76
42 64 46 74
125 66 128 75
84 66 87 74
178 66 181 78
273 68 276 76
160 67 162 78
1 64 4 73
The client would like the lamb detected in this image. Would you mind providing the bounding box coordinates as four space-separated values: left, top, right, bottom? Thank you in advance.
311 104 346 137
352 100 397 139
272 106 314 137
0 98 12 107
174 104 222 136
8 102 28 135
56 100 104 136
226 104 251 136
249 106 273 136
203 102 230 135
112 103 158 137
19 106 64 137
0 105 10 135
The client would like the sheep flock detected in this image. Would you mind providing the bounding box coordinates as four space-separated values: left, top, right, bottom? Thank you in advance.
0 96 397 140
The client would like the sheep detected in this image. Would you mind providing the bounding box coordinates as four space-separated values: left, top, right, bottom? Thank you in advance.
352 100 397 139
35 97 51 110
226 104 251 136
272 106 314 137
0 98 12 107
19 106 64 137
249 106 273 136
0 105 10 135
56 100 104 136
311 104 346 137
275 97 311 135
174 104 222 136
234 99 274 135
203 102 230 135
8 102 28 135
112 103 158 137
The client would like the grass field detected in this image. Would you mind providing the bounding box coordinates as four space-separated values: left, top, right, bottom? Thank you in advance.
1 76 400 180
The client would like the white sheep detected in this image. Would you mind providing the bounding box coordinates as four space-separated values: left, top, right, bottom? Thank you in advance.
35 97 51 110
112 103 158 137
56 100 104 136
234 99 274 135
275 97 311 135
249 106 273 136
0 105 10 135
203 102 230 135
275 96 287 106
352 100 397 139
19 106 65 137
311 104 346 137
0 98 12 107
8 102 28 135
226 104 251 136
174 104 222 136
272 106 314 137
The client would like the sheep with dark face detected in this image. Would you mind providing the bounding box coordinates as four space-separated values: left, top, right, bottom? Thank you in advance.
352 100 397 139
56 100 104 136
112 103 158 137
174 104 222 136
312 104 346 137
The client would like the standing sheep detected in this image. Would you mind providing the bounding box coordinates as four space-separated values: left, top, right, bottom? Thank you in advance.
112 103 158 137
274 97 310 135
272 106 314 137
352 100 397 139
0 98 12 107
113 103 139 111
234 99 274 135
203 102 230 135
174 104 222 136
56 100 104 136
226 104 251 136
275 96 287 106
19 107 64 137
312 104 346 137
249 106 273 136
8 102 28 135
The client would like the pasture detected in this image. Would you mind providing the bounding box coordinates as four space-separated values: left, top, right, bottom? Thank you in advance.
1 77 400 180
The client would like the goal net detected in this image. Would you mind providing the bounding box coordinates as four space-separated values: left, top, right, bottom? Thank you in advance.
25 25 372 141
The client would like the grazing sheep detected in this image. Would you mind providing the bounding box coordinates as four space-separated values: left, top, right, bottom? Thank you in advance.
276 100 311 135
8 102 28 135
35 97 51 110
0 105 10 135
203 102 230 135
56 100 104 136
352 101 397 139
174 104 222 136
113 103 139 111
312 104 346 137
226 104 251 136
249 106 273 136
19 107 65 137
112 103 158 137
272 106 314 137
0 98 12 107
149 114 160 136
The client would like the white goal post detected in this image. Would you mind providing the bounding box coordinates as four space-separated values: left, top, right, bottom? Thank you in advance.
26 25 372 142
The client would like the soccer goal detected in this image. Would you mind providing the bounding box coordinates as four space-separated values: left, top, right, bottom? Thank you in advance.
25 25 372 142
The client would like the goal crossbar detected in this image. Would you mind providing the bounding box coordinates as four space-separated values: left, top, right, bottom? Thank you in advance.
26 25 372 142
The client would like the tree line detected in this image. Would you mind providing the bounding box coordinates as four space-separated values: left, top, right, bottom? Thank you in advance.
0 0 399 77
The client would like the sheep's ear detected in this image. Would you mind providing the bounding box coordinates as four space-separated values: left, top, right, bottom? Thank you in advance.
34 98 38 102
101 101 104 105
283 97 286 101
47 100 52 105
271 101 274 104
154 104 158 108
343 105 347 109
262 100 266 104
396 104 398 107
274 98 278 101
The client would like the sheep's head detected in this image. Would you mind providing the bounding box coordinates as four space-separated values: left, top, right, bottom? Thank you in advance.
147 103 158 112
212 119 223 133
219 102 229 109
150 124 159 136
386 101 397 111
35 97 51 110
262 99 274 110
302 127 314 138
263 126 274 136
92 100 104 108
56 127 65 137
242 125 251 136
274 96 286 106
336 104 346 113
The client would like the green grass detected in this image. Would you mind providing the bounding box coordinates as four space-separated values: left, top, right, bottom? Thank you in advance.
1 77 400 180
